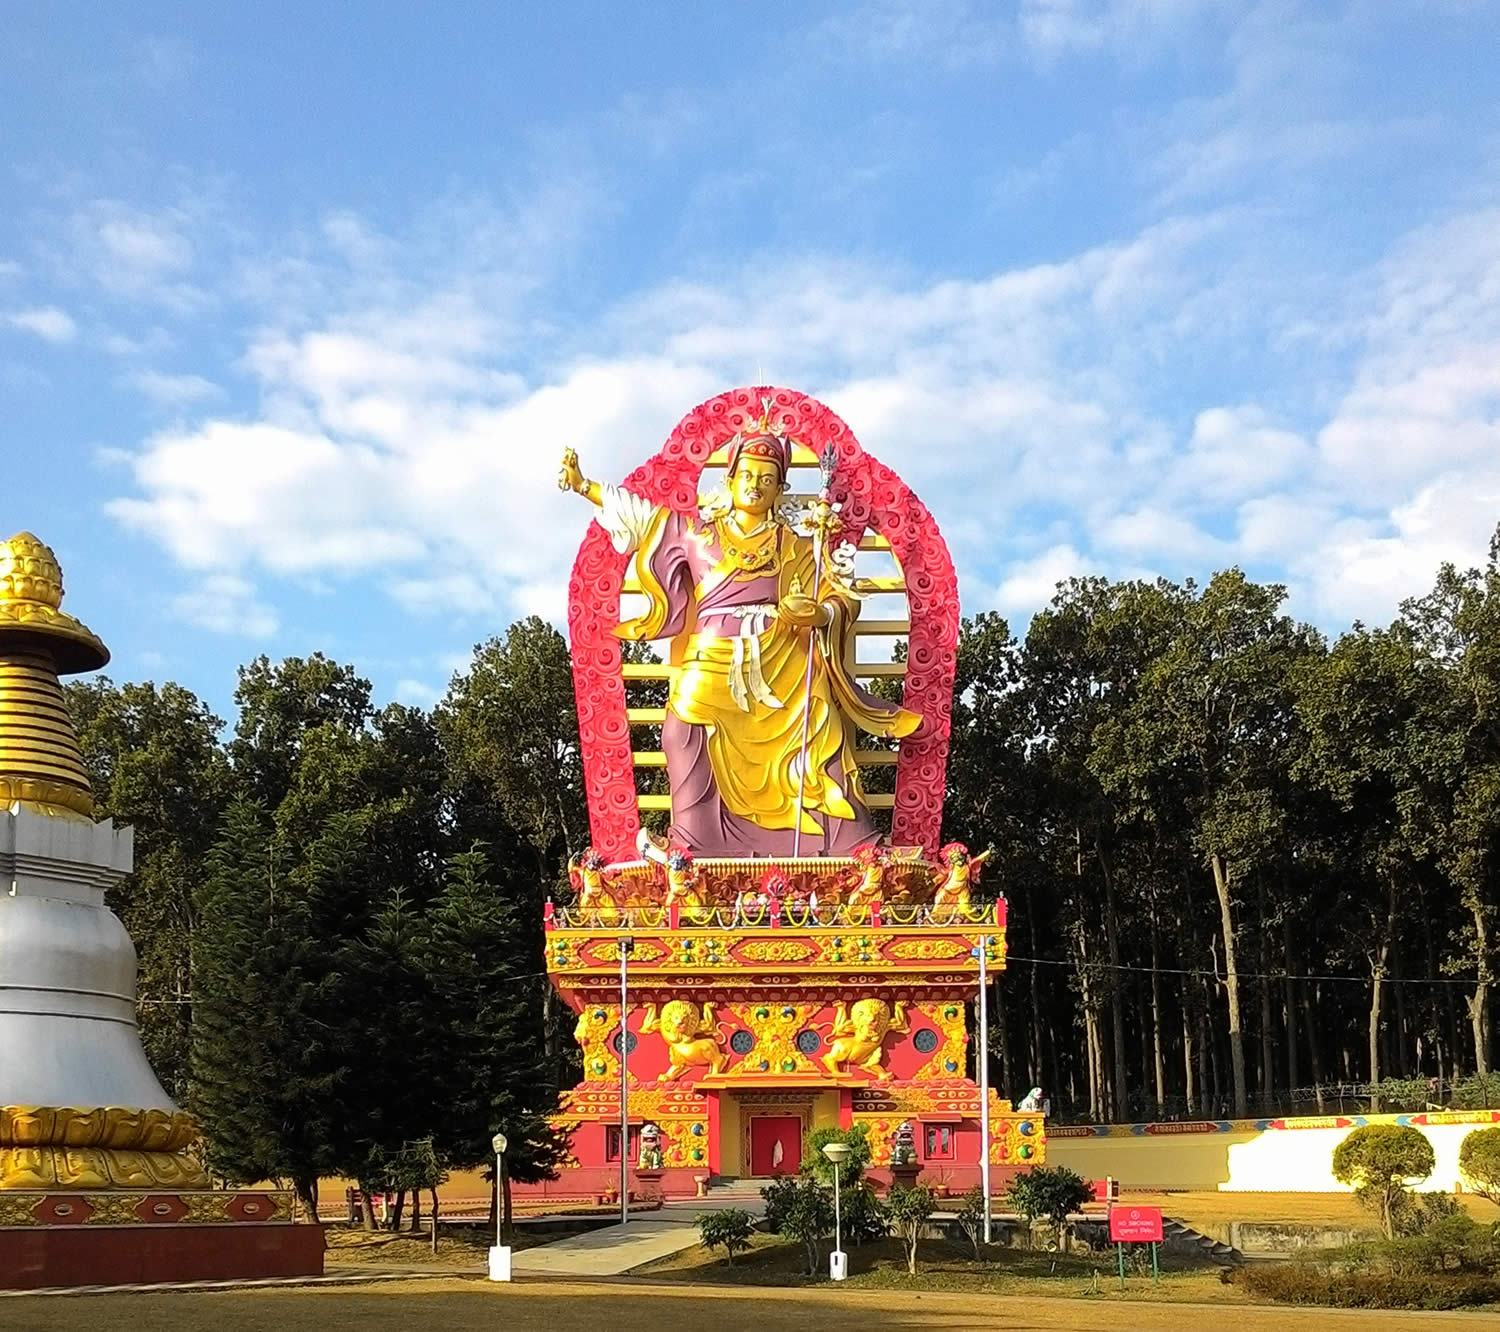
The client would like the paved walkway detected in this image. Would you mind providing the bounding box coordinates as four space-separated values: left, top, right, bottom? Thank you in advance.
510 1194 764 1277
509 1217 702 1276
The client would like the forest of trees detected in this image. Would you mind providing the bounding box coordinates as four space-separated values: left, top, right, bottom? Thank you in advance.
65 526 1500 1198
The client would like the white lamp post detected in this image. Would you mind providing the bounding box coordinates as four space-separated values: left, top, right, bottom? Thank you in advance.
822 1140 851 1281
618 936 635 1226
972 935 992 1244
488 1130 511 1282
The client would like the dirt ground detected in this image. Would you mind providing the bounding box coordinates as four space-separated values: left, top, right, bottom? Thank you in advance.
3 1277 1496 1332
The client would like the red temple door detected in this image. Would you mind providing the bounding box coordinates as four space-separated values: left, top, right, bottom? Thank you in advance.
749 1116 801 1176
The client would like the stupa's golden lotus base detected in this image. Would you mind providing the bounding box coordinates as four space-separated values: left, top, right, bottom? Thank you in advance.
0 1105 209 1190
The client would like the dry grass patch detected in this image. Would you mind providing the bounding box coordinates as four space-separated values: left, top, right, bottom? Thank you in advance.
325 1223 542 1270
635 1232 1246 1304
1118 1189 1500 1237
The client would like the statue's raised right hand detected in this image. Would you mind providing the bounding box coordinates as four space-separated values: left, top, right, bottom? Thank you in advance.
557 447 585 494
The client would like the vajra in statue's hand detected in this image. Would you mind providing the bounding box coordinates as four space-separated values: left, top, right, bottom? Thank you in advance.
557 447 586 495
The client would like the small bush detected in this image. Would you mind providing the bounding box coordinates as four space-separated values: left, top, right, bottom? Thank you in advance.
884 1185 936 1275
1006 1165 1093 1247
840 1180 888 1246
760 1174 833 1275
696 1208 754 1266
1449 1073 1500 1110
804 1124 872 1187
1459 1126 1500 1204
760 1175 799 1235
1391 1189 1463 1238
1332 1124 1436 1240
1238 1263 1500 1310
955 1186 986 1260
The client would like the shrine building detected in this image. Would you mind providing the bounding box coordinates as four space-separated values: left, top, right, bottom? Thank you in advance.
531 387 1046 1200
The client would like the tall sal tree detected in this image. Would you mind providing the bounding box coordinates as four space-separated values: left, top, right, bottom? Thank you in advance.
1402 526 1500 1075
1091 571 1320 1119
1294 625 1451 1103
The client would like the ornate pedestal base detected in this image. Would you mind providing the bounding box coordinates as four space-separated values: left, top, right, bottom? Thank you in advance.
0 1190 324 1290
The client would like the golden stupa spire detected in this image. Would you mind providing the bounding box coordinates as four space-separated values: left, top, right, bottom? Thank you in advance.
0 532 109 819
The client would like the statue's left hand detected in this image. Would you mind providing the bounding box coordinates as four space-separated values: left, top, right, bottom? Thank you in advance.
779 594 830 628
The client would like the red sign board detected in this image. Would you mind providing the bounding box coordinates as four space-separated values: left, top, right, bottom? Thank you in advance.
1109 1206 1164 1243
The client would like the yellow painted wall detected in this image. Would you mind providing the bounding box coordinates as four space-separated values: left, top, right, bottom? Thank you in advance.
720 1096 741 1174
1047 1112 1500 1193
1048 1129 1255 1191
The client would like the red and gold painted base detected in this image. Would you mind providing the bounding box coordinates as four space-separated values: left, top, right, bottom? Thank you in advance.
532 910 1046 1201
0 1190 324 1290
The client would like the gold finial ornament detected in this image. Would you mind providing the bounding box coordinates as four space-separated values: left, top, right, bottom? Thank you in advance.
0 532 110 819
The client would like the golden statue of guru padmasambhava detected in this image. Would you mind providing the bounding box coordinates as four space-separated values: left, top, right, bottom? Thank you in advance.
559 423 921 857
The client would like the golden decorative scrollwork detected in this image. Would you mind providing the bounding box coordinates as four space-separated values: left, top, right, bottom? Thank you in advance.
886 939 968 961
572 1004 621 1080
910 1000 969 1081
737 939 814 963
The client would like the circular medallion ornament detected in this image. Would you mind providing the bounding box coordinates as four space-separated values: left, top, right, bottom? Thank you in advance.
794 1029 822 1055
729 1030 755 1055
912 1028 939 1054
611 1030 638 1056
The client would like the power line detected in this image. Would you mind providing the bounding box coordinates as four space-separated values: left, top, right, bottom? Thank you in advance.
1004 951 1484 988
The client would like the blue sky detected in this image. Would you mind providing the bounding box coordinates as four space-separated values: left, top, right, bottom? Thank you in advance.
4 1 1499 719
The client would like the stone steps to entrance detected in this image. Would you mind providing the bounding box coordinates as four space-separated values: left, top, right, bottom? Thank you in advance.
1163 1217 1243 1265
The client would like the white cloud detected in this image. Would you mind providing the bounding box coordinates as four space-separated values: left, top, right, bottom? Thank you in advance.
170 574 279 637
1169 406 1311 504
107 211 1234 629
100 170 1500 643
1018 0 1222 64
7 306 77 343
60 199 207 312
393 678 439 706
130 369 224 406
1095 505 1227 563
993 544 1090 615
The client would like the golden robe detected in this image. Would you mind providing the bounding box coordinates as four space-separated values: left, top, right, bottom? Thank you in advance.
600 486 920 854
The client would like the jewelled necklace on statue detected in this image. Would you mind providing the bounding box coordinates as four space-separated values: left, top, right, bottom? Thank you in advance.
714 516 781 575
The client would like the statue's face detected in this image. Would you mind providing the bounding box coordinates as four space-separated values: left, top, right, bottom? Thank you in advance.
729 457 785 519
851 999 890 1041
661 1000 697 1040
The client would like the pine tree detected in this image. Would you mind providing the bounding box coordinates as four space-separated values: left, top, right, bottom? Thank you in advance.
422 847 569 1232
190 797 342 1217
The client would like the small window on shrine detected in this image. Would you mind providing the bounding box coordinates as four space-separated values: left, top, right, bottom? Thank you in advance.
923 1125 954 1160
605 1126 641 1163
